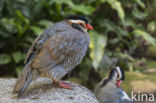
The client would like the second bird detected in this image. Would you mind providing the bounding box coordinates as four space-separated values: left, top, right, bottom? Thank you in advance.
12 15 93 97
94 67 134 103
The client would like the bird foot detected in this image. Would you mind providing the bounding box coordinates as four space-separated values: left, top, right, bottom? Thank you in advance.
59 81 74 89
53 80 73 89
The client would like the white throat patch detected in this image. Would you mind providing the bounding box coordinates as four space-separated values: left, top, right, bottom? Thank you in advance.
116 67 122 80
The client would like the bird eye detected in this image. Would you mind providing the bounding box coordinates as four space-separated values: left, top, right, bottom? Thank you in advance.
79 23 85 27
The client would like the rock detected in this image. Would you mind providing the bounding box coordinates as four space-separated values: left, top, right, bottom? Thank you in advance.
0 78 99 103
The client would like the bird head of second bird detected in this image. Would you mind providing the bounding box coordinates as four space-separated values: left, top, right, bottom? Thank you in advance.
65 15 93 32
109 67 125 88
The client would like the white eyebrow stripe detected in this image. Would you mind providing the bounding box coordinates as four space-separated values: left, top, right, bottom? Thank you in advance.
116 67 122 79
71 20 85 23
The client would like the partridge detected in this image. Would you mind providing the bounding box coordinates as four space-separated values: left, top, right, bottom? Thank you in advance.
94 67 134 103
13 15 93 97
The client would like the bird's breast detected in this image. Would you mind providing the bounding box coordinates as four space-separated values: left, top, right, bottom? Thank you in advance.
62 34 89 71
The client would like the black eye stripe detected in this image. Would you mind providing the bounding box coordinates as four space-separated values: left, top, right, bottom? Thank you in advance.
71 23 84 32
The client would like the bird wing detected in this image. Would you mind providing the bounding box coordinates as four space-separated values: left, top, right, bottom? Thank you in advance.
31 29 89 71
24 34 42 64
24 21 70 64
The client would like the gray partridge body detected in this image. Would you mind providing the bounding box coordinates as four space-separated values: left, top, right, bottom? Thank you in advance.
13 16 93 97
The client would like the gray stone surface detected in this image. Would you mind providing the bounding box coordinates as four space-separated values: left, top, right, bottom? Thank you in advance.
0 78 99 103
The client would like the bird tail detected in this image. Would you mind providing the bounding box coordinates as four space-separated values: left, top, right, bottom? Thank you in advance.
12 62 33 97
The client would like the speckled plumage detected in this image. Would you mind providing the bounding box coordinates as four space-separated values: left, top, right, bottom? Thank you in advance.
13 20 90 97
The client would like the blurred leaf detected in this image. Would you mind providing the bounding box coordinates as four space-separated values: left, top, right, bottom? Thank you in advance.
79 58 92 81
5 0 16 16
133 29 156 45
25 36 35 43
102 19 128 36
147 21 156 33
1 18 14 26
1 18 17 33
73 5 95 15
20 5 32 19
134 0 145 8
0 30 10 38
107 0 125 21
0 0 4 14
16 10 29 24
49 0 74 7
89 31 107 70
16 66 23 76
117 53 135 62
30 26 43 35
32 0 46 17
116 26 128 36
38 20 53 28
14 22 24 35
0 54 11 64
101 0 108 3
12 51 23 63
101 19 116 31
122 18 136 28
132 6 148 20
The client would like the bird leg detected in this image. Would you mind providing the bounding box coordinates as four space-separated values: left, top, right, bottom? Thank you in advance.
53 80 73 89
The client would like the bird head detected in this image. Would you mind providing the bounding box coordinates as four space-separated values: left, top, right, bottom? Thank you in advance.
109 67 125 88
65 15 93 32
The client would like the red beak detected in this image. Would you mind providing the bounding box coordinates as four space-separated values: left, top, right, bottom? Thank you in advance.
117 80 122 88
86 23 93 30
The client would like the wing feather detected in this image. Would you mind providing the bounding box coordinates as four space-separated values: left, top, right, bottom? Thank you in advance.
31 29 89 70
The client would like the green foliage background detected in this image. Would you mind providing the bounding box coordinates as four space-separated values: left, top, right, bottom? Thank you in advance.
0 0 156 94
